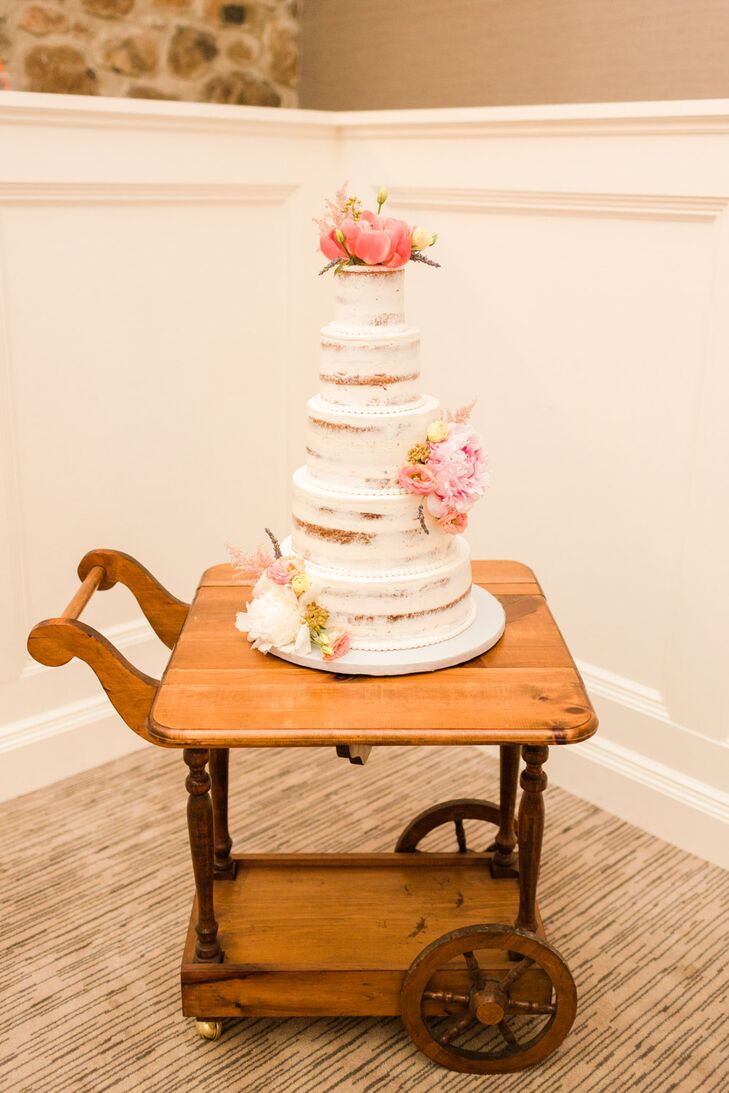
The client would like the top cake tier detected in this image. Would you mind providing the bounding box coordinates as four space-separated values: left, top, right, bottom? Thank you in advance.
328 265 408 333
320 265 421 409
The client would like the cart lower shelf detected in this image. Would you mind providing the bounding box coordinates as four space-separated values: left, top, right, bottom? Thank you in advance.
181 852 550 1019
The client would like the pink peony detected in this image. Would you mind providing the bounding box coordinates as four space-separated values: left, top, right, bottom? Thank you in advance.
425 423 486 518
398 462 437 494
321 212 413 269
266 556 305 586
323 630 351 661
438 511 469 535
320 227 348 261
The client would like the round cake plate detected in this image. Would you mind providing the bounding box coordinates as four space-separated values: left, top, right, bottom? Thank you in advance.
267 585 506 677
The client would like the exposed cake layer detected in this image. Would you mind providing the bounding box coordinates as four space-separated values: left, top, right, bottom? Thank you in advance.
290 467 454 574
283 532 474 650
306 395 439 491
319 326 421 409
329 266 407 334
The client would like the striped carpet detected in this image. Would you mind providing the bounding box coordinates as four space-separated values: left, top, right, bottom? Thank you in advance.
1 743 727 1092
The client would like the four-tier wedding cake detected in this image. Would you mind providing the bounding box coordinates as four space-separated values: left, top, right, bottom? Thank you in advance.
235 187 497 671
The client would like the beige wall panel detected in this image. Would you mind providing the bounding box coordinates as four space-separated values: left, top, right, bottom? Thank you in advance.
302 0 729 110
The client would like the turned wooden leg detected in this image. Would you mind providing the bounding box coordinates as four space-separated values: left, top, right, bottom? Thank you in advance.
491 744 520 877
210 748 237 879
515 744 548 934
184 748 221 961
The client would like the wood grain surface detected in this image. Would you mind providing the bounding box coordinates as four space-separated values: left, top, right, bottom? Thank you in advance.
180 852 549 1018
149 561 597 748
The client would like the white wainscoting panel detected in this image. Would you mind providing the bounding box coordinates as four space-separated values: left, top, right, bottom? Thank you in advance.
0 94 727 870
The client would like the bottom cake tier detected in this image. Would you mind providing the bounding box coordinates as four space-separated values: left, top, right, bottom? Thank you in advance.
281 535 474 651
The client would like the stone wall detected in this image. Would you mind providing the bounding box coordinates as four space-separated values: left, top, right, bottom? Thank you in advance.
0 0 299 105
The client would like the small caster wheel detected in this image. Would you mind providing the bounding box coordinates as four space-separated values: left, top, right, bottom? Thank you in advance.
401 924 576 1074
195 1019 223 1041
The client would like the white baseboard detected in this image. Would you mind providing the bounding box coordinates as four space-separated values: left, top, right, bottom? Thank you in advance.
517 661 729 870
0 617 158 802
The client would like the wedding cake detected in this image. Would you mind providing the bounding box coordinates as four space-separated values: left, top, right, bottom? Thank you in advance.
285 266 476 650
236 187 493 669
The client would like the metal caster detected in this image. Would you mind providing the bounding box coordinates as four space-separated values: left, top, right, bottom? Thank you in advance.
195 1019 223 1041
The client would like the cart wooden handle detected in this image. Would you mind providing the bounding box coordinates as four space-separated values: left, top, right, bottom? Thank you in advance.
27 549 189 742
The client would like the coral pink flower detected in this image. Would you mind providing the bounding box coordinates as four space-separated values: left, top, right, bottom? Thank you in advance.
266 556 305 585
321 213 413 269
438 511 469 535
323 630 351 661
398 462 437 494
320 228 348 260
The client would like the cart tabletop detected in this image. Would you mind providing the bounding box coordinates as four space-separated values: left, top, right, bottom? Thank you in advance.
147 559 597 749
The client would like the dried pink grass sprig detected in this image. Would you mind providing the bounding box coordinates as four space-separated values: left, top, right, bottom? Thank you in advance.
226 542 273 585
447 397 477 424
312 180 350 234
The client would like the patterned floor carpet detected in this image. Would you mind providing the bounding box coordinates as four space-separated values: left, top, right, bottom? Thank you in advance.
1 743 727 1092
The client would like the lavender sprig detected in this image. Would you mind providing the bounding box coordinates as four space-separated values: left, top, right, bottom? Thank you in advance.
417 504 430 535
264 527 282 559
409 251 441 268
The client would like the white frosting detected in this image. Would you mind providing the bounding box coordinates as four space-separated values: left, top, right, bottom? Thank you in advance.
329 265 407 334
306 394 440 491
290 468 454 573
283 531 473 650
284 263 476 652
319 325 421 408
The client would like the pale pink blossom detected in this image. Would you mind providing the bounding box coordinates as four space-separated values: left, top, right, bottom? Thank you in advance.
438 511 469 535
426 423 486 516
323 630 351 661
398 462 437 495
266 555 305 586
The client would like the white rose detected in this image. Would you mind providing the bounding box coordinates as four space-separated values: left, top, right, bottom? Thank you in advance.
235 585 301 652
294 621 312 654
411 226 434 251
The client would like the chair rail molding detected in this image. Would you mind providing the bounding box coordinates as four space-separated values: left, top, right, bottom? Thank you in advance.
387 185 729 223
0 182 299 206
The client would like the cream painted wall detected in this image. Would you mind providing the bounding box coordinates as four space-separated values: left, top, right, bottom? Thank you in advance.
1 94 728 866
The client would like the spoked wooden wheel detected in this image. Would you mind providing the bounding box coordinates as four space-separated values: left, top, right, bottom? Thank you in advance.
395 798 501 854
401 924 576 1074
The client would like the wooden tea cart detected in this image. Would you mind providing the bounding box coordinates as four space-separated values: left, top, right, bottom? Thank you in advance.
28 549 597 1075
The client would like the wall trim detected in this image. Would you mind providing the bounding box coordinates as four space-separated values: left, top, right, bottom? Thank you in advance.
388 185 729 223
563 733 729 825
2 92 729 142
0 182 298 206
0 91 335 138
576 659 671 723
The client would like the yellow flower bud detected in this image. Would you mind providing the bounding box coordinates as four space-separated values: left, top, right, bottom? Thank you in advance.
427 420 449 443
411 226 434 251
291 572 310 597
335 228 345 244
377 186 388 209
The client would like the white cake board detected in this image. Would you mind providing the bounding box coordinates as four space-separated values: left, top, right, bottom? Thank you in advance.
268 585 505 676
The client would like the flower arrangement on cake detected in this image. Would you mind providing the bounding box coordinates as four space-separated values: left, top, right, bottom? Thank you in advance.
229 184 505 675
316 184 439 275
398 401 486 536
231 531 351 662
